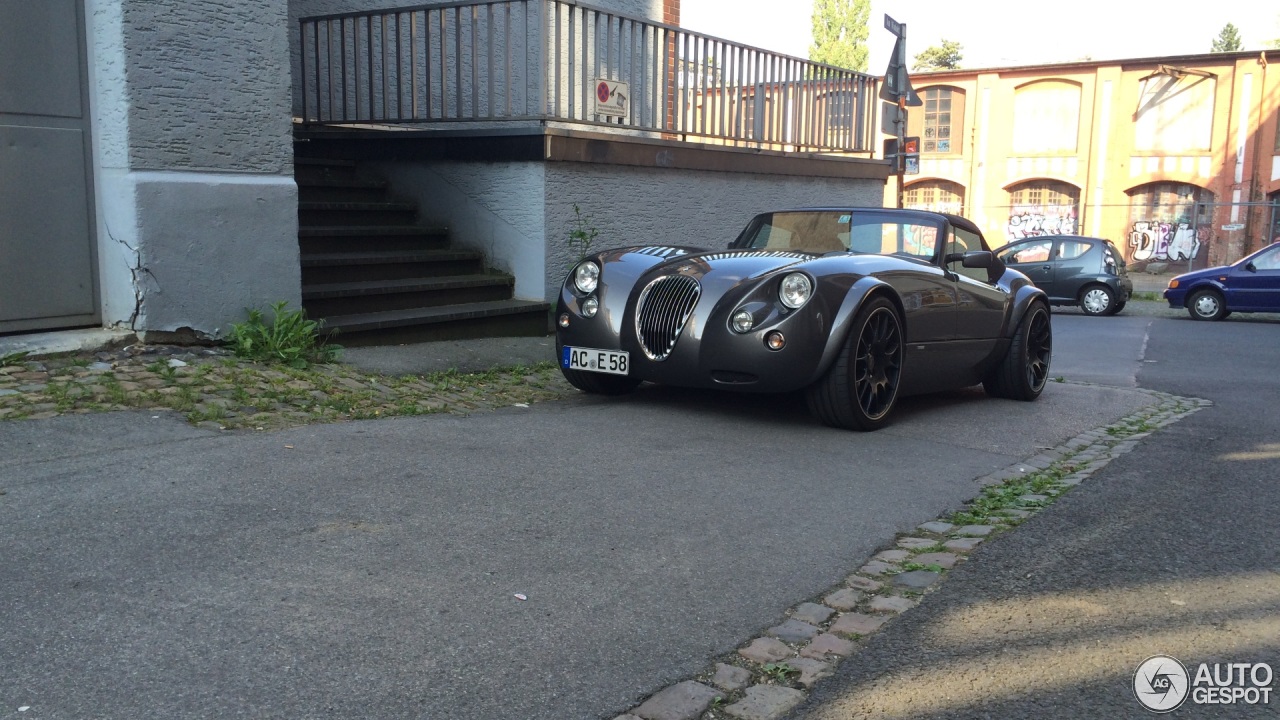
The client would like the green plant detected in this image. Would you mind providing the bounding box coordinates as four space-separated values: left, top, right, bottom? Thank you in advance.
762 662 798 682
1131 290 1161 302
901 561 945 573
566 203 599 265
228 301 341 369
0 351 30 366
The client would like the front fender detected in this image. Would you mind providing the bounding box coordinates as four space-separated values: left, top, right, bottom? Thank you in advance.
806 275 899 385
1179 279 1228 305
1007 281 1050 335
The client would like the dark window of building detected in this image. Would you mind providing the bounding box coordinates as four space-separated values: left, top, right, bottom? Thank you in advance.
908 87 965 154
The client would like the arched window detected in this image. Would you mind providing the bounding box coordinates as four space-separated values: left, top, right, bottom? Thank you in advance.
1127 182 1213 224
904 180 964 214
1004 180 1079 240
1012 81 1081 153
1125 182 1214 263
1135 70 1215 153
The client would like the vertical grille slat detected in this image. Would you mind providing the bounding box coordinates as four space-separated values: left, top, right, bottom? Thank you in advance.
635 275 700 361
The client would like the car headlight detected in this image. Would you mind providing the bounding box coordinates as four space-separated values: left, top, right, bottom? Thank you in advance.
779 272 812 309
582 296 599 318
573 261 600 294
1168 279 1180 289
731 309 754 333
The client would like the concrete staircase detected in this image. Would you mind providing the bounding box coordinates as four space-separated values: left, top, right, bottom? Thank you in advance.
294 158 549 347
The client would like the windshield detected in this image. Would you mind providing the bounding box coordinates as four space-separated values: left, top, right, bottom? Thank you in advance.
734 211 942 262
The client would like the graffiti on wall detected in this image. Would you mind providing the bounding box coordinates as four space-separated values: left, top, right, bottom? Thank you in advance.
1128 221 1201 261
1006 207 1078 240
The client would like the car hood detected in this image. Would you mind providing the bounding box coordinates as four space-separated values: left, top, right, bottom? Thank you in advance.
626 247 850 297
1171 264 1233 284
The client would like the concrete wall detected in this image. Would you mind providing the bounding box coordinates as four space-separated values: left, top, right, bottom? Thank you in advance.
87 0 299 338
371 161 548 301
543 163 884 298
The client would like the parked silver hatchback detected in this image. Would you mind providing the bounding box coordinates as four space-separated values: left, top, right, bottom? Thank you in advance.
995 235 1134 315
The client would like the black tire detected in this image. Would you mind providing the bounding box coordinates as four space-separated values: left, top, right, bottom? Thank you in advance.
1187 288 1226 321
559 367 641 395
806 296 903 431
984 302 1052 401
1106 300 1126 316
1079 284 1114 316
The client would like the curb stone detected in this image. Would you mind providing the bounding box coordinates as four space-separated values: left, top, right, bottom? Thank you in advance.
618 385 1211 720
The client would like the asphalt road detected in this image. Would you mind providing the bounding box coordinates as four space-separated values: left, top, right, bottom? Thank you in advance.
0 305 1260 720
789 309 1280 719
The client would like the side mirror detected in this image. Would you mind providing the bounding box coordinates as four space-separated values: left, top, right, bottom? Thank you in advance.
948 250 1006 283
1246 261 1257 273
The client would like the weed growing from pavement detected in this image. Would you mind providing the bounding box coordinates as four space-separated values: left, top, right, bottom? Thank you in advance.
900 562 945 573
228 301 341 369
762 663 798 683
1 351 31 365
0 353 569 428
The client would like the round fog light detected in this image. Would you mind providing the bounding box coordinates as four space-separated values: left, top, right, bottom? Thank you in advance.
558 313 570 328
731 309 754 333
582 296 599 318
766 331 786 350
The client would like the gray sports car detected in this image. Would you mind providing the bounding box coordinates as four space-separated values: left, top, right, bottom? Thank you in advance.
555 208 1052 431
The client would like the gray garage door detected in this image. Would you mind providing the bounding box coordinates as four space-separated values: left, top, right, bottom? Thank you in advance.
0 0 99 334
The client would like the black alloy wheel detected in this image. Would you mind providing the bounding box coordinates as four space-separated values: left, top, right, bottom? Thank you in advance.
854 304 903 420
1023 306 1053 393
984 302 1052 401
807 296 903 431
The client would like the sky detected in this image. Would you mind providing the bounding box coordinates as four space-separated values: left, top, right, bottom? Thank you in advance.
680 0 1279 72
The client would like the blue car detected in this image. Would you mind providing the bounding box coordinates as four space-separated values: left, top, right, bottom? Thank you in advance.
1164 242 1280 320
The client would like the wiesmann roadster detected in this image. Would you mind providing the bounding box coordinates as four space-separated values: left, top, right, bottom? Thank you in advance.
555 208 1052 431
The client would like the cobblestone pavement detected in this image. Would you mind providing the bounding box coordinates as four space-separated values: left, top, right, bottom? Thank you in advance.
0 344 574 431
611 389 1211 720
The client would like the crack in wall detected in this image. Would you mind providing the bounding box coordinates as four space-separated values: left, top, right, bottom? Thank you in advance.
103 219 159 331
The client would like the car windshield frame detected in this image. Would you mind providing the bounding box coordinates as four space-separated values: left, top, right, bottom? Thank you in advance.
732 210 948 264
1235 242 1280 268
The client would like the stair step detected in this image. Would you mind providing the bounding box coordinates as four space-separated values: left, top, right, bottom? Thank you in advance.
294 157 359 184
298 201 416 226
298 179 390 203
299 225 449 253
300 250 485 283
302 274 516 315
304 274 513 298
322 299 552 346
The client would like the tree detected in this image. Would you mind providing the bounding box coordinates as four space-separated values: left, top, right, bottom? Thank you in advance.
913 40 963 71
1211 23 1242 52
810 0 870 72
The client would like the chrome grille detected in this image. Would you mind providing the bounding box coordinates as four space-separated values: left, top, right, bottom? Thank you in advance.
635 275 701 361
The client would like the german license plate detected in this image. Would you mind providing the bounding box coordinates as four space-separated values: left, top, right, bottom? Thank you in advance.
562 346 629 375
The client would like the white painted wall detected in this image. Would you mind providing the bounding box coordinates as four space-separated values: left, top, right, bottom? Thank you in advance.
86 0 299 337
372 161 548 301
